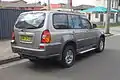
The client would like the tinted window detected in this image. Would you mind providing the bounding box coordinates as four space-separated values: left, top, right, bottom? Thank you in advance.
81 19 91 29
68 15 74 28
68 15 82 29
95 13 99 18
53 14 68 29
15 12 45 29
72 15 82 29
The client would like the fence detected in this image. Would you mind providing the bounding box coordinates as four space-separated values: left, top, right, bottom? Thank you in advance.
0 9 29 40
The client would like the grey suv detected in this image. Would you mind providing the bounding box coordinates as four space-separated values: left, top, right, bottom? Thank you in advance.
11 11 105 68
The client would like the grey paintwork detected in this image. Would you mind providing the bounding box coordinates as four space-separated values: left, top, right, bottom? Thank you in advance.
11 11 104 59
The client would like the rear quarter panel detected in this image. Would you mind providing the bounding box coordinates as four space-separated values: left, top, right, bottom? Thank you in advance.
47 12 76 55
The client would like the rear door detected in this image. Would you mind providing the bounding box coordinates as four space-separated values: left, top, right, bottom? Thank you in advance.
52 13 75 46
14 12 46 49
68 14 88 50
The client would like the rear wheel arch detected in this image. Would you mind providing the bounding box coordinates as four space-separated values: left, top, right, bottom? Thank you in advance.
60 41 76 68
63 41 77 52
58 40 77 61
59 41 77 60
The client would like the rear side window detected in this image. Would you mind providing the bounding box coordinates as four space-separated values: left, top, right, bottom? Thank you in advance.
68 15 74 28
53 14 69 29
69 15 82 29
15 12 45 29
68 15 82 29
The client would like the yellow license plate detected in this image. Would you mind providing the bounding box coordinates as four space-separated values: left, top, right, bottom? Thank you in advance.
20 36 32 42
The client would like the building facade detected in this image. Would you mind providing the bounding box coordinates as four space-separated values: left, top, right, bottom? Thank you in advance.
85 0 120 24
40 4 67 10
0 0 43 10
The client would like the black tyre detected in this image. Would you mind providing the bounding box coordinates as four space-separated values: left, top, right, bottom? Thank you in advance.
95 37 105 53
60 45 75 68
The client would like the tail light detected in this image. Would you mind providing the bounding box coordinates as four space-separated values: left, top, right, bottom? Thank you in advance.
41 30 51 43
12 32 15 40
39 46 45 49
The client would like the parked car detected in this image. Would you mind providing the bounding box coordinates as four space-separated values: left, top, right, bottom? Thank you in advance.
11 11 105 68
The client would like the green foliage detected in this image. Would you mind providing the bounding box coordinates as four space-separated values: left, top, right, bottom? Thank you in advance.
42 3 47 6
38 1 41 5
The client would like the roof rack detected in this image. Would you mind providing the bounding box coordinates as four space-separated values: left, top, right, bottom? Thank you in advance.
57 10 87 18
55 9 81 13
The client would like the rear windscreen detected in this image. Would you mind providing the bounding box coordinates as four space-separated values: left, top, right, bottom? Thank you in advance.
15 12 46 29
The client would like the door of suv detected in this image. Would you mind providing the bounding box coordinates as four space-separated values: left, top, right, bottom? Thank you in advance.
81 18 98 47
68 15 88 51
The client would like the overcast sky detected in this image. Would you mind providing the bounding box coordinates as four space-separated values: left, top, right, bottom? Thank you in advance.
2 0 95 6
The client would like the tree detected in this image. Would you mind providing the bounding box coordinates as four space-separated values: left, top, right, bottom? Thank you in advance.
42 3 47 6
38 1 41 5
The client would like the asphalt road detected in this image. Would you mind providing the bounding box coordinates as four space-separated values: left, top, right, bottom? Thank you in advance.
0 35 120 80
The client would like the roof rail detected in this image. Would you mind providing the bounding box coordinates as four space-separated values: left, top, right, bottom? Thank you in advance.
56 10 81 13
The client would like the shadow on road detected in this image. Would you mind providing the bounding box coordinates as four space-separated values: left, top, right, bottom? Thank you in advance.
27 50 99 72
28 59 62 72
76 50 97 61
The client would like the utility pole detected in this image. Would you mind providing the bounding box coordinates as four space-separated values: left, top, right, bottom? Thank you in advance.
68 0 72 11
0 0 1 8
70 0 72 11
47 0 50 11
116 0 119 23
105 0 111 34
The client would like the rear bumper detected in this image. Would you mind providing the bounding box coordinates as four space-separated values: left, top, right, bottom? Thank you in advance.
12 46 60 59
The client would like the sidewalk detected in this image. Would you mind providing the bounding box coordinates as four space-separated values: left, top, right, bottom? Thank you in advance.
0 40 20 65
97 27 120 35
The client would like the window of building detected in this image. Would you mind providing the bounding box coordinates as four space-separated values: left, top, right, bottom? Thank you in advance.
20 7 24 10
26 7 28 9
95 13 99 18
111 0 114 8
32 7 34 9
111 13 114 19
119 0 120 6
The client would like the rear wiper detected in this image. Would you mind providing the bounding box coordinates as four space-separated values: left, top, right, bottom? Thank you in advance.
26 27 38 29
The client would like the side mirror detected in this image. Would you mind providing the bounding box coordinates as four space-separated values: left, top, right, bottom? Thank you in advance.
93 24 97 28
